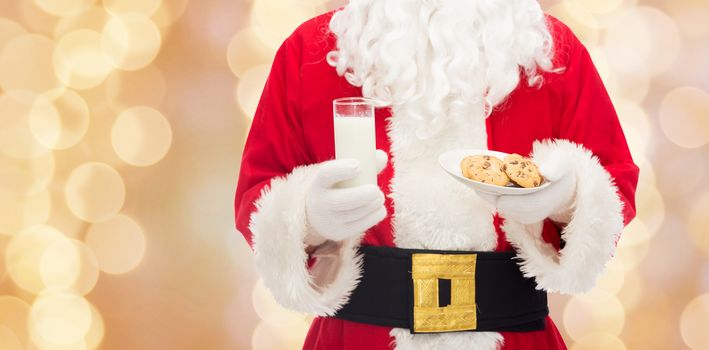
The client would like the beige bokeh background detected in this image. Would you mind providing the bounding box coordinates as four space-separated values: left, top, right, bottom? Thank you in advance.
0 0 707 349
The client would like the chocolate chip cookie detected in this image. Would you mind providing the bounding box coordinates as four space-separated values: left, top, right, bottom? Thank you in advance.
460 155 511 186
503 154 543 188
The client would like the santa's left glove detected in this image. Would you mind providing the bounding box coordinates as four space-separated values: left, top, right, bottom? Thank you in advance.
304 150 389 246
479 150 577 225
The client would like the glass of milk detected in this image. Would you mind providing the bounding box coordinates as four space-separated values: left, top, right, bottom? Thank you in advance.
333 97 377 188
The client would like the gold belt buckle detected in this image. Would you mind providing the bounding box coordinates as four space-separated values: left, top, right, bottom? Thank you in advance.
411 253 477 333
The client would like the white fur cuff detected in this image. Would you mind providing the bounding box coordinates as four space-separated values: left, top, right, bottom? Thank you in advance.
502 139 624 294
249 164 364 315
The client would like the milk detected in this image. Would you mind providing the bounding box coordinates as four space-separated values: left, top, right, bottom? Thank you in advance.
334 115 377 188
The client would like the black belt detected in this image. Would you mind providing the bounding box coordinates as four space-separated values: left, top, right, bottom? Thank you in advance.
333 245 548 334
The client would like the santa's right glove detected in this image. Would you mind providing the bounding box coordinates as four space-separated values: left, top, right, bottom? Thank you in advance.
304 151 388 246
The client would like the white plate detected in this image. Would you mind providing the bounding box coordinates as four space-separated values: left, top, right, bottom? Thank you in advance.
438 149 550 196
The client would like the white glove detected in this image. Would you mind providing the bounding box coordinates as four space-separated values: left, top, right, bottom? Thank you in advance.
304 150 388 245
479 151 577 225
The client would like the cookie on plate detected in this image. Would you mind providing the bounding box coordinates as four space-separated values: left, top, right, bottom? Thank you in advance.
460 155 511 186
503 154 543 188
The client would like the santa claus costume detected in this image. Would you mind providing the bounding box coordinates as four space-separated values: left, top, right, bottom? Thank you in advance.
234 0 639 349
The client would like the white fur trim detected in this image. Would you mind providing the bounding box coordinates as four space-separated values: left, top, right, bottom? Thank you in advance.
386 86 502 347
388 103 498 252
390 328 503 350
249 164 363 316
502 139 624 294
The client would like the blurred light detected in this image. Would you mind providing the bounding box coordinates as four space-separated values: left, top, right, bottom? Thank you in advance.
101 14 162 71
84 303 105 349
563 290 625 341
548 1 601 32
635 179 665 234
703 263 709 293
0 34 62 95
634 155 656 187
85 214 146 274
150 0 189 31
659 87 709 149
0 296 31 349
622 290 674 349
666 0 709 38
566 0 624 15
40 239 99 295
236 64 271 120
53 29 114 90
680 294 709 350
0 18 27 52
29 291 92 347
618 219 653 247
202 2 251 68
571 332 626 350
612 73 650 104
0 149 55 197
227 28 275 78
53 5 110 38
587 44 650 106
251 0 320 49
640 214 697 286
72 241 100 296
654 147 705 197
603 7 681 77
33 0 96 17
0 326 23 350
251 321 310 350
40 238 80 290
225 282 260 348
593 264 626 295
5 225 66 294
105 66 167 111
252 279 311 328
616 270 643 311
306 0 330 6
17 1 60 36
0 93 51 159
547 6 600 46
614 101 650 160
0 190 51 236
64 162 125 223
111 106 173 167
28 89 90 150
688 191 709 255
45 189 87 240
47 239 99 295
28 302 103 350
103 0 162 17
609 241 649 272
587 47 617 96
65 104 121 168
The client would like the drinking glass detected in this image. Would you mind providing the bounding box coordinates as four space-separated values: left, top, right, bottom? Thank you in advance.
333 97 377 188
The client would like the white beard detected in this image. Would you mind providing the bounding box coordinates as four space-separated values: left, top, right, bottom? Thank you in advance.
327 0 554 138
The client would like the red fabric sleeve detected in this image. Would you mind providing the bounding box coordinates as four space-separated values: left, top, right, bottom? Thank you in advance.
234 34 312 247
552 20 640 226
